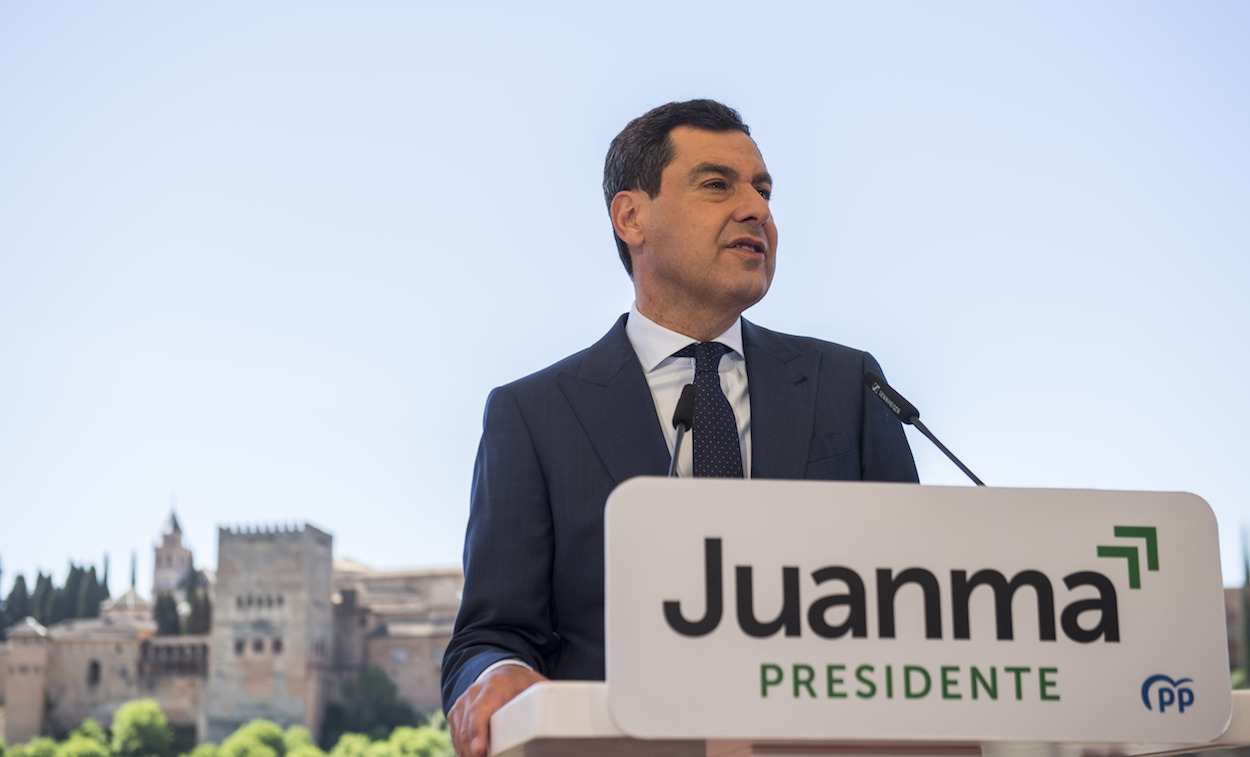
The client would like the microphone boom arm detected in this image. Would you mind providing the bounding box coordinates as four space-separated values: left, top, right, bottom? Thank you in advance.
910 417 985 487
864 370 985 487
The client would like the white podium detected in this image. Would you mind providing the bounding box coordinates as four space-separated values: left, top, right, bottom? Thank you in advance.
486 479 1245 757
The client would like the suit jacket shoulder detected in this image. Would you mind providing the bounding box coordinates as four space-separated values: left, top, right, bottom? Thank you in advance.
488 313 672 485
743 319 919 483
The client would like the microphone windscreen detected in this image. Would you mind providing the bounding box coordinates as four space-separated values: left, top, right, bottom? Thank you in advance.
672 383 696 431
863 371 920 424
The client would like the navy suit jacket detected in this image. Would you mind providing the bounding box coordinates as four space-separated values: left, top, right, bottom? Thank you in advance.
440 315 918 710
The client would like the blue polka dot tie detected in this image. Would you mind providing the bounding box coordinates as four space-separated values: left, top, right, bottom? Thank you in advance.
674 342 744 478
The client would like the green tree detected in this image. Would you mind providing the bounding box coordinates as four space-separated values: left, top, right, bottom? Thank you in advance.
10 738 57 757
100 554 111 601
30 572 52 625
420 714 447 737
76 567 101 619
285 747 324 757
326 734 369 757
184 559 210 635
111 698 173 757
153 594 180 636
5 573 30 626
321 667 417 747
220 720 285 757
282 727 314 756
69 719 107 745
359 743 390 757
388 724 451 757
187 591 211 635
217 737 275 757
182 744 219 757
53 564 83 624
55 736 108 757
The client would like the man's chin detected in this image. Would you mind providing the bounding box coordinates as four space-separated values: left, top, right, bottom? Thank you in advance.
727 281 771 315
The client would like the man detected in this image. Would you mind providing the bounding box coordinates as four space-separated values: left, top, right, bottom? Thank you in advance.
442 100 918 757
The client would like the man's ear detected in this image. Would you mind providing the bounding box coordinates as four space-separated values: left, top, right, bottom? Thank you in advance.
610 190 646 248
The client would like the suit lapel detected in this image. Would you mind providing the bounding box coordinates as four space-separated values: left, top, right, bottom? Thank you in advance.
744 320 821 479
557 315 671 485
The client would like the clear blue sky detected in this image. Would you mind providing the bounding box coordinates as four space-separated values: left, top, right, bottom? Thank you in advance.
2 2 1247 599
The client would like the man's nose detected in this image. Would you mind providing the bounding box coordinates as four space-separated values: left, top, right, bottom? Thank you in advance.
734 186 771 227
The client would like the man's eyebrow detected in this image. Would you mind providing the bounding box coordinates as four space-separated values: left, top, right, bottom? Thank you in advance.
688 162 774 187
688 162 737 182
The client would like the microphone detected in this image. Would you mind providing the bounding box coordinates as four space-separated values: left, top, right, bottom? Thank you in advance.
668 384 695 477
864 371 985 486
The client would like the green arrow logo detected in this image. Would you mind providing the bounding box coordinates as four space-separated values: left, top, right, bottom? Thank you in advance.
1097 526 1159 589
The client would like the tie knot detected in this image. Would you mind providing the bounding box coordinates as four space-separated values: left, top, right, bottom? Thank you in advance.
675 342 730 375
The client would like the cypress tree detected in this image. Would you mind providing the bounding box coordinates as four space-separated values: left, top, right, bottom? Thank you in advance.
186 557 211 635
5 573 31 626
154 593 180 636
101 553 111 600
53 563 83 623
31 571 52 624
191 592 212 634
185 557 209 634
184 557 198 605
78 566 101 618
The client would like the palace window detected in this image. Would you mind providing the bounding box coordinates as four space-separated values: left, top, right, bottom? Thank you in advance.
87 660 101 686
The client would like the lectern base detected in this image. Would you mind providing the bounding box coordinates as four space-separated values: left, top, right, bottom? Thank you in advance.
490 683 1250 757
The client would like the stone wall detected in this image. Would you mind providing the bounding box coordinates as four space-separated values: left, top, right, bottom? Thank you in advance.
44 636 143 732
3 624 50 745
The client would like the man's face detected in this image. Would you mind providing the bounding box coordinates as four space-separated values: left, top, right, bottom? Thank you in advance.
627 126 777 328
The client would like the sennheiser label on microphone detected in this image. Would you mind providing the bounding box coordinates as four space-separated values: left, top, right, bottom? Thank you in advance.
870 383 902 416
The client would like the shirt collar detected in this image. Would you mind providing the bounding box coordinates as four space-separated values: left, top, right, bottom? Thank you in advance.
625 303 745 373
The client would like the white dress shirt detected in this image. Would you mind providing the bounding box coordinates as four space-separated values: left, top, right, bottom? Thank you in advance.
624 303 752 478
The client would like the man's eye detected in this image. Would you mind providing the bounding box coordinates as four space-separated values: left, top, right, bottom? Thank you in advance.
705 180 727 190
757 187 772 201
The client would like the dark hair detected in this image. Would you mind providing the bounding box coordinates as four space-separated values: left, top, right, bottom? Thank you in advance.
603 100 751 276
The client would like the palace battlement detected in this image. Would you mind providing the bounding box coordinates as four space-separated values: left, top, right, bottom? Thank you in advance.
217 522 332 546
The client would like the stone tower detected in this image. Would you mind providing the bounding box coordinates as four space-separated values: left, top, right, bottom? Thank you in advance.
2 618 51 745
153 511 192 599
204 524 333 742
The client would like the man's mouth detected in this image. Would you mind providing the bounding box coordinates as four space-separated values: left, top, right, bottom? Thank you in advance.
728 238 766 254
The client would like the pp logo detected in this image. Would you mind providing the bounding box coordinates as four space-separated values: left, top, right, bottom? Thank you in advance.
1141 674 1195 713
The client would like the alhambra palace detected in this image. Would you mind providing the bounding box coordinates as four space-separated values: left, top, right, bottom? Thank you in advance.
0 514 463 745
